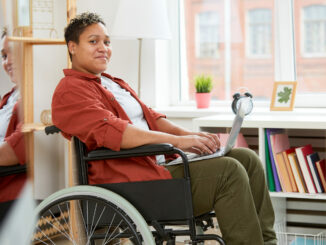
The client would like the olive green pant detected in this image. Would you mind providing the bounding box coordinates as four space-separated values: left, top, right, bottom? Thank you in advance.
166 148 277 245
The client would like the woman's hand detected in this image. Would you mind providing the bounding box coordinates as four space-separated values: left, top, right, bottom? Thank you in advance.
194 132 220 149
174 134 220 155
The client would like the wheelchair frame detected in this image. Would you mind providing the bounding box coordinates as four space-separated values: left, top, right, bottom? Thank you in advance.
33 125 226 244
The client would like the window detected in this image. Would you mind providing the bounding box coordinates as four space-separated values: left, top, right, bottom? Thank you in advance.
294 2 326 97
181 0 274 102
196 11 219 58
247 9 272 57
302 5 326 56
171 0 326 107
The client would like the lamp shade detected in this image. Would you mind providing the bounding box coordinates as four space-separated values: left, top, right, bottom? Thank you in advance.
111 0 172 40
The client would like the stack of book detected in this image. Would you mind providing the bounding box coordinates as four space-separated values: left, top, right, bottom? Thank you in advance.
265 129 326 193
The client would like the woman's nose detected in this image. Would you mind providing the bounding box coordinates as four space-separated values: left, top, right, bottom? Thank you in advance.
98 42 109 52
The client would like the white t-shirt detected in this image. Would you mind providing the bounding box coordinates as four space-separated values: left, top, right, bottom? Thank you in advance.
0 89 19 143
101 76 165 163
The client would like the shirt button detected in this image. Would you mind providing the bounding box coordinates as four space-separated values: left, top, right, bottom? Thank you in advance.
111 97 115 101
104 118 108 121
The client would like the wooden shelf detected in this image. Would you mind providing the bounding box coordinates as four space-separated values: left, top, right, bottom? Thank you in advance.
270 192 326 200
8 36 65 45
22 123 48 133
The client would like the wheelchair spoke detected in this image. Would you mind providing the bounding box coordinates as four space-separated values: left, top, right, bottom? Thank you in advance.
49 206 72 241
102 213 116 245
77 199 89 239
33 226 57 245
87 204 106 245
103 219 123 244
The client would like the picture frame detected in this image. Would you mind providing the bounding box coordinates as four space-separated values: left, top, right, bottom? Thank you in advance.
270 81 297 111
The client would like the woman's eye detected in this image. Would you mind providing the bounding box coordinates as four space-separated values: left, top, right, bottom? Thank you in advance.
89 40 97 44
104 41 110 46
1 54 7 60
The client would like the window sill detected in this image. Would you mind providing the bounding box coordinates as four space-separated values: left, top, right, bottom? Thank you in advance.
155 106 326 119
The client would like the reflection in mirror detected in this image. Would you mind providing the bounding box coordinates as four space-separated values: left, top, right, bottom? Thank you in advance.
0 26 27 225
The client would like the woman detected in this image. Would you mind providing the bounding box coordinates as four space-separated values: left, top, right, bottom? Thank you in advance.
52 12 277 245
0 28 26 223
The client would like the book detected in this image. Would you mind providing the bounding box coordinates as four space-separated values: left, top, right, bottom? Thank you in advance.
270 133 291 192
306 152 324 193
287 152 307 193
282 148 298 192
275 152 293 192
265 129 282 192
265 130 275 191
295 144 317 194
316 159 326 192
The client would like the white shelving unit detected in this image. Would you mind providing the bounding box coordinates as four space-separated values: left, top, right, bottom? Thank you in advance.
193 112 326 226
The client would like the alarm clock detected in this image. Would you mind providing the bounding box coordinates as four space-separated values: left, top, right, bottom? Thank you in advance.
231 91 253 116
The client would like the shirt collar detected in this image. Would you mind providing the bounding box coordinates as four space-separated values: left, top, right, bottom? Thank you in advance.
63 69 115 84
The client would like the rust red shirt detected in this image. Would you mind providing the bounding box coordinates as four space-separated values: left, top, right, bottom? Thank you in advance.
52 69 172 185
0 87 26 202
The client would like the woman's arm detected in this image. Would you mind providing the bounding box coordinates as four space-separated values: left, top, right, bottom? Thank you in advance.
0 142 19 166
121 122 219 155
155 117 220 149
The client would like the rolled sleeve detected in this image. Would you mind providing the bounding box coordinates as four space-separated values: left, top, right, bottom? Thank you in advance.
148 107 166 121
52 79 129 150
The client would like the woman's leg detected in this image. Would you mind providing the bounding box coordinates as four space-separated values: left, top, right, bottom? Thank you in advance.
166 155 265 245
226 148 277 244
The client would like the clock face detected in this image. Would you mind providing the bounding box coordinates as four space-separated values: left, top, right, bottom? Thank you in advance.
236 97 253 116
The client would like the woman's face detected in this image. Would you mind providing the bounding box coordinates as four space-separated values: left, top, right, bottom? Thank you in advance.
69 23 111 77
1 36 17 84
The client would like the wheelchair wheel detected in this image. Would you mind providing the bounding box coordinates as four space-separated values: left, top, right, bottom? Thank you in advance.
32 185 155 245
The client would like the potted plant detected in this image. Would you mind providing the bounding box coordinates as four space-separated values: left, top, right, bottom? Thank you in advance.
194 74 213 108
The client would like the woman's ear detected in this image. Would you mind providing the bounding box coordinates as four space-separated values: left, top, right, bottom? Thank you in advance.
68 41 76 55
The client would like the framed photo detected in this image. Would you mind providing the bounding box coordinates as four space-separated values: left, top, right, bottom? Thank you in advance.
270 81 297 111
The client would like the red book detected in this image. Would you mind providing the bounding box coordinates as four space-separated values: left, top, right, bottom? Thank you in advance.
295 145 317 194
316 159 326 192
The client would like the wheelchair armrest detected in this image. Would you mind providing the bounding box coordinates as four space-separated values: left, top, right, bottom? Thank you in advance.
86 143 176 160
0 164 26 177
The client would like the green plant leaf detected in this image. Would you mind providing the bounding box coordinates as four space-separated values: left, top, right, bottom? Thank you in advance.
277 87 292 103
194 74 213 93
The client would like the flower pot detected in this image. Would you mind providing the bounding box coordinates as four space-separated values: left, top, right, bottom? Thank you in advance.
195 93 211 108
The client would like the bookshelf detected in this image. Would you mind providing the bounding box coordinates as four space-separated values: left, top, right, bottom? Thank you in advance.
193 112 326 226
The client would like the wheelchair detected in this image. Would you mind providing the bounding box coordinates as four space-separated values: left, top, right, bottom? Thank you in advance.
32 125 226 245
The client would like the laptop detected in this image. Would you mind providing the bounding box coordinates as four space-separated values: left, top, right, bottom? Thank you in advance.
163 104 246 166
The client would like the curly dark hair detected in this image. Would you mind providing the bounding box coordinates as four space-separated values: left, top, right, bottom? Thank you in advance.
64 12 106 59
1 27 8 39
